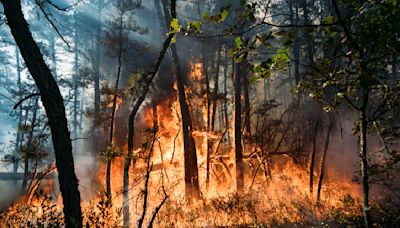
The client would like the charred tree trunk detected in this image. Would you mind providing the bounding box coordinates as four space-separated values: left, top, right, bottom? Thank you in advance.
161 0 200 200
122 2 176 224
1 0 83 226
234 62 244 193
360 88 371 228
171 44 201 199
106 20 123 202
309 117 319 193
316 116 334 203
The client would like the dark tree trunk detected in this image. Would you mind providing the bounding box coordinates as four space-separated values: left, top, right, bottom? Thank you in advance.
316 116 334 203
302 0 315 70
290 2 301 84
243 67 251 138
106 10 125 202
171 44 201 199
15 46 22 188
94 0 103 124
211 41 223 132
224 49 230 144
234 62 244 193
21 97 39 195
1 0 83 226
360 89 371 228
161 0 200 200
309 117 319 193
122 2 176 224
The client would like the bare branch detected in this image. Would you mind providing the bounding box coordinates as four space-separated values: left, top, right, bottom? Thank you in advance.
13 93 40 110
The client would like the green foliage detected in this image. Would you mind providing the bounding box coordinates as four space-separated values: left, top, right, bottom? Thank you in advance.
170 18 180 33
203 5 232 23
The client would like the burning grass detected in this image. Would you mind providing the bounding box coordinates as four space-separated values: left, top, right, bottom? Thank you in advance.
2 158 398 227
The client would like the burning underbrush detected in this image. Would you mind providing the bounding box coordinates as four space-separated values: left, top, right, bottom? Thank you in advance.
2 62 400 227
1 158 399 227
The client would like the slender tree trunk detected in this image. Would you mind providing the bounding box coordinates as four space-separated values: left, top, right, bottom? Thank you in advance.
21 97 39 195
1 1 83 226
224 48 230 145
211 41 223 132
234 62 244 193
243 66 251 138
15 46 22 188
122 4 176 225
290 1 300 85
302 0 315 70
360 89 370 228
197 0 211 131
106 15 123 201
316 116 334 203
309 117 319 193
94 0 103 124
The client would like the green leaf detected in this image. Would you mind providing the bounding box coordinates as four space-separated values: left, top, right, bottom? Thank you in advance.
235 37 244 48
326 15 334 24
220 9 229 22
170 18 180 32
202 12 210 20
171 35 177 44
192 21 202 32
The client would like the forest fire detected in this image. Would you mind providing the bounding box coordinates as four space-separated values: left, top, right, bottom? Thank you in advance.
0 0 399 227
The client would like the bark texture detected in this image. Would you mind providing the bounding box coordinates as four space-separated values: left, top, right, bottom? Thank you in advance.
1 1 83 226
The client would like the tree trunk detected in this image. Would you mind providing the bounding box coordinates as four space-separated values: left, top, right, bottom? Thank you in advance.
309 117 319 193
234 62 244 193
172 44 201 199
122 3 176 224
106 25 123 202
316 116 334 203
360 90 371 227
292 3 301 84
1 0 83 226
160 0 200 200
302 0 315 70
243 66 251 138
211 41 223 132
94 0 103 124
15 46 22 188
224 48 231 145
21 97 39 195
